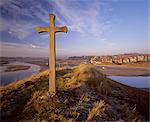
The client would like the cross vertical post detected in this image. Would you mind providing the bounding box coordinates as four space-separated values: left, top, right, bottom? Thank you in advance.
35 14 68 95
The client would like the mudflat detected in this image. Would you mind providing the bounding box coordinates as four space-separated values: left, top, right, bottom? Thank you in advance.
96 65 150 76
4 65 31 72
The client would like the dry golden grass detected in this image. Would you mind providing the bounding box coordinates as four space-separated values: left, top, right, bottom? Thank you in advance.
87 100 106 121
71 64 120 96
0 64 149 121
73 64 104 81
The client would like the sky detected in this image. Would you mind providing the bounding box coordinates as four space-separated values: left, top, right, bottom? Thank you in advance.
0 0 149 58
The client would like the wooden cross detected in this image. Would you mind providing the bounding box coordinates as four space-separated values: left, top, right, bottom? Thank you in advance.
35 14 68 95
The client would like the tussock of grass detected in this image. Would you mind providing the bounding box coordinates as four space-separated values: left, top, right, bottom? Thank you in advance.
72 64 119 96
87 100 106 121
74 64 104 81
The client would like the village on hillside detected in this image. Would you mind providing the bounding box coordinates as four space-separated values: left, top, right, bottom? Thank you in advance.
90 54 150 65
69 54 150 65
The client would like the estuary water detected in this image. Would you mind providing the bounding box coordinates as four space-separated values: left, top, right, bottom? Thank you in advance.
0 62 40 85
108 76 150 88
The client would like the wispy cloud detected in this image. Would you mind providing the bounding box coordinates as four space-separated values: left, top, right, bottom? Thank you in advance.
0 0 117 57
0 42 48 57
0 0 52 42
0 42 70 57
0 42 46 49
0 0 51 23
0 0 148 57
0 0 112 39
52 0 111 37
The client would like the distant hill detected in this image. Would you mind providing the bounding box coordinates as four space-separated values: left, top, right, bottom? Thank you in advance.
0 64 149 121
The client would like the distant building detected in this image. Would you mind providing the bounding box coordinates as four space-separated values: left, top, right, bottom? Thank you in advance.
90 54 149 65
129 56 137 63
122 58 130 63
137 55 144 62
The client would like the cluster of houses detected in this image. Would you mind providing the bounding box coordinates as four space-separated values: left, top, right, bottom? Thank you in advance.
90 54 150 65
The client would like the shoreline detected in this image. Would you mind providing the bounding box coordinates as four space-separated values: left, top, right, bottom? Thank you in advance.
4 65 31 72
95 64 150 76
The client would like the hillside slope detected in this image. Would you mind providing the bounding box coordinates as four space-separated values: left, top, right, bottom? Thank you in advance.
0 64 149 121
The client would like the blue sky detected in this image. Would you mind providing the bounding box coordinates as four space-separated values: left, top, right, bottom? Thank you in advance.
0 0 149 57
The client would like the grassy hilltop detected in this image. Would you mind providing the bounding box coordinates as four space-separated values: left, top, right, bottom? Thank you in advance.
0 64 149 121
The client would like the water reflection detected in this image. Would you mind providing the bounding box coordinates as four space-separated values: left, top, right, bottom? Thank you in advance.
108 76 150 88
0 62 40 85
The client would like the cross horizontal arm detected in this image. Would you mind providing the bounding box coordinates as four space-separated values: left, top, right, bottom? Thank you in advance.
35 27 49 33
55 26 68 33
